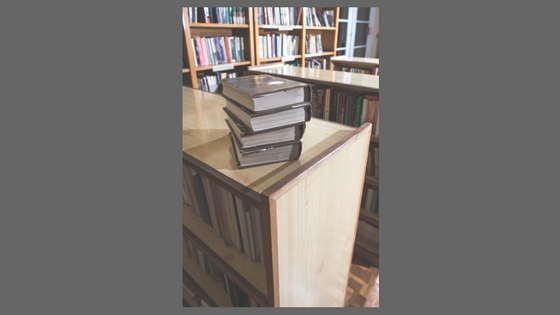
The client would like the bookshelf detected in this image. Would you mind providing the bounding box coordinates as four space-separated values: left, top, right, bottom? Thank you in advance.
182 86 372 306
253 7 340 70
182 7 255 91
248 64 380 268
330 55 379 75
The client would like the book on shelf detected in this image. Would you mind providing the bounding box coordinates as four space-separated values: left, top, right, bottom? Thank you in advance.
193 7 246 24
219 74 311 112
229 132 302 169
224 112 306 148
223 96 311 133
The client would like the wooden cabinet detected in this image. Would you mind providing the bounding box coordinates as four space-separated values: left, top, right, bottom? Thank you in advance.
182 86 372 306
248 65 380 267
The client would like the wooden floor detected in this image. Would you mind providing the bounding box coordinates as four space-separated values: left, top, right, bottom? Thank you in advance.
344 257 379 307
184 255 379 307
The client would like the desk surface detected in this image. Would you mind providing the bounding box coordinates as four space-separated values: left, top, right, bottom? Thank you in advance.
182 87 357 195
249 65 379 93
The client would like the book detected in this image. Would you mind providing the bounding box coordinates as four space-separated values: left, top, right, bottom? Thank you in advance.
224 112 305 149
229 132 302 169
219 74 311 112
223 96 311 133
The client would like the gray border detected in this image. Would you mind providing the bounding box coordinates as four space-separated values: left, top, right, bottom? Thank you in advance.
3 1 542 314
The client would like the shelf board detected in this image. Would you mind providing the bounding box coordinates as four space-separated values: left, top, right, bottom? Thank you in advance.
183 254 233 307
259 55 302 63
364 175 379 188
359 210 379 228
182 68 190 73
189 23 249 28
305 26 336 30
183 205 268 306
259 25 302 30
331 56 379 69
182 287 199 307
353 238 379 268
305 51 335 58
194 61 251 72
370 135 378 143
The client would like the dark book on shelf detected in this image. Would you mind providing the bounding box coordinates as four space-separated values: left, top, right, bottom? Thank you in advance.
229 132 302 169
223 96 311 133
219 74 311 112
224 111 306 149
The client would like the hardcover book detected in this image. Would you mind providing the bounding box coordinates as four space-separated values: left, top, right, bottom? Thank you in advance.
229 132 302 169
224 112 306 149
223 96 311 133
219 74 311 111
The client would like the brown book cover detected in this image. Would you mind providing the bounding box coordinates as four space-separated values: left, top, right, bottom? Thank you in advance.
219 74 312 111
229 132 302 169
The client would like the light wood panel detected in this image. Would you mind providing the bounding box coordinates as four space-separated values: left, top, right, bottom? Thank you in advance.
267 123 371 306
249 65 379 92
331 55 380 69
183 204 268 298
182 87 355 195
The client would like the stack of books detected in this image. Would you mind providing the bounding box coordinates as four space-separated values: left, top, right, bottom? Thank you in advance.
219 74 312 168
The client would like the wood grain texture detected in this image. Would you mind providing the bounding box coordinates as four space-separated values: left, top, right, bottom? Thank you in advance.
183 87 356 195
249 65 379 92
268 124 371 306
345 264 379 307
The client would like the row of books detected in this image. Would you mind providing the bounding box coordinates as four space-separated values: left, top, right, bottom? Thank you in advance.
365 147 379 179
188 7 247 25
302 7 335 27
219 74 312 168
183 164 266 265
183 237 260 307
258 34 300 60
333 65 379 75
196 71 244 94
361 186 379 214
305 34 323 55
310 86 379 129
357 220 379 246
191 36 246 67
305 58 328 69
256 7 299 26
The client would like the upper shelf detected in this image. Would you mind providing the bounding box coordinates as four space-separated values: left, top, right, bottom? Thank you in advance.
249 65 379 93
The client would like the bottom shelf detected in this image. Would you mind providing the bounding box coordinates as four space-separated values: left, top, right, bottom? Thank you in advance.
182 287 199 307
354 237 379 268
183 252 233 307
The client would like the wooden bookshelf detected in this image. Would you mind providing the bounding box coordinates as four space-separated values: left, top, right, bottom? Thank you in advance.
182 7 255 91
248 65 380 268
182 86 372 306
253 7 340 69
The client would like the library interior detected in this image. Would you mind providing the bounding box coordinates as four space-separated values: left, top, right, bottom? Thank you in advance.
182 7 379 307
